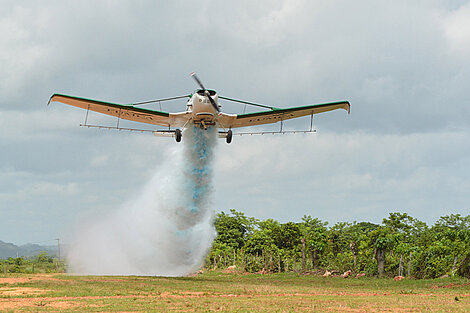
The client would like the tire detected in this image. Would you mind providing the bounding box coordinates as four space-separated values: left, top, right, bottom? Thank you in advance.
175 129 182 142
226 130 232 144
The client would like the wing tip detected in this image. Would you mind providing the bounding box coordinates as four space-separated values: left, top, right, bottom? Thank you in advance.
47 93 58 106
48 93 66 105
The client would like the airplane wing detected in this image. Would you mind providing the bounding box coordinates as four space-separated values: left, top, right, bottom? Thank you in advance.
217 100 350 129
48 94 192 127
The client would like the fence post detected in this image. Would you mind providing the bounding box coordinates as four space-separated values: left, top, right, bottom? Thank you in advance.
408 252 412 277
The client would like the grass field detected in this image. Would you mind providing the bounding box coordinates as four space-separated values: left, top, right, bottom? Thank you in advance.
1 271 469 312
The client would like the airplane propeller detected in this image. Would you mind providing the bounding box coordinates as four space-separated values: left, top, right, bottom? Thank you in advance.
190 72 220 112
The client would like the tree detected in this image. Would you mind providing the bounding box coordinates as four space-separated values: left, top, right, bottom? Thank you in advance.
272 222 302 251
382 212 428 277
327 222 352 257
348 222 378 271
213 209 256 249
301 216 328 269
36 252 53 263
369 226 394 276
244 229 276 256
431 214 470 277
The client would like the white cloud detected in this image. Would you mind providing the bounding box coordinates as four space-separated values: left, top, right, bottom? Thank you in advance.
90 155 109 168
0 108 81 139
29 182 79 196
443 3 470 55
0 5 52 101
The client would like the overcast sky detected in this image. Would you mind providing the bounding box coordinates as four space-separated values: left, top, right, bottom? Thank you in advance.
1 0 469 245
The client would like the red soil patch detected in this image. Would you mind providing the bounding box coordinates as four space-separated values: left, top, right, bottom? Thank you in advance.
82 278 129 283
0 287 50 296
431 282 470 289
0 277 32 284
0 299 80 310
326 306 422 312
0 274 62 284
178 291 207 295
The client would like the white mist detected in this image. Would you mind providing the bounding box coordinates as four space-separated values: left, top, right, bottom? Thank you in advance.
67 126 217 276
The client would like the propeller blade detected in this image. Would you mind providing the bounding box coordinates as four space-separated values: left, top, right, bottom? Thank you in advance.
206 91 220 112
190 72 219 112
190 72 205 90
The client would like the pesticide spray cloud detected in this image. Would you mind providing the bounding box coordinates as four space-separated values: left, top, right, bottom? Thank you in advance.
67 126 217 276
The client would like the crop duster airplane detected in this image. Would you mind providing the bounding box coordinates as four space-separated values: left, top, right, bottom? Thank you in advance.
49 73 350 143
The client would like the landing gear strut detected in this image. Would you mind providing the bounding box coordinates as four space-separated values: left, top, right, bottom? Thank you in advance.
226 130 232 144
175 129 182 142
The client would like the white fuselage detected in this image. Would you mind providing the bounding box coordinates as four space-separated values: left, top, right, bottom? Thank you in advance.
187 90 219 128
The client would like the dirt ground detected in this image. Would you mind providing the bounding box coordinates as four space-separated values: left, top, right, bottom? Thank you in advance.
0 274 60 284
1 273 469 312
1 291 468 311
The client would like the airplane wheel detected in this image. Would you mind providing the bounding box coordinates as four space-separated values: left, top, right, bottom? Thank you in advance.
226 130 232 144
175 129 182 142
